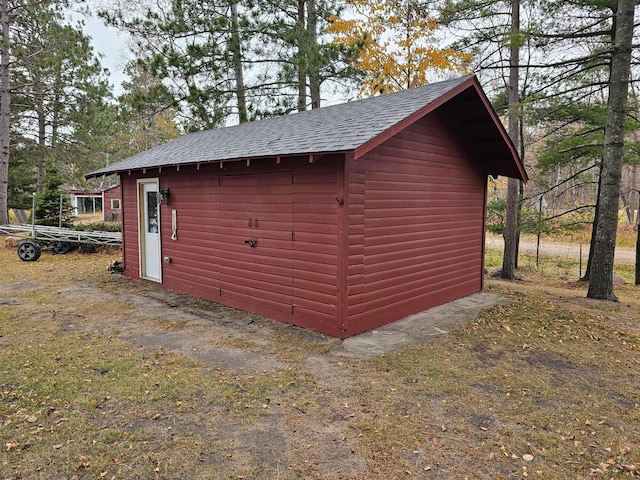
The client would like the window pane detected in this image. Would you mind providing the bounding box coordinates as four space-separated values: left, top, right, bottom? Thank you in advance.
147 192 158 233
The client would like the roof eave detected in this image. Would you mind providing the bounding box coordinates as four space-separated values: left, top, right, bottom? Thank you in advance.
85 150 352 179
468 77 528 183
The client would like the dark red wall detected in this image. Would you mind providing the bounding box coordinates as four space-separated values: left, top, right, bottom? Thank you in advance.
344 110 487 335
119 110 488 338
103 185 122 221
120 156 344 335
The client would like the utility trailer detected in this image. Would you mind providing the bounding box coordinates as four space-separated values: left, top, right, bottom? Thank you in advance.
0 224 122 261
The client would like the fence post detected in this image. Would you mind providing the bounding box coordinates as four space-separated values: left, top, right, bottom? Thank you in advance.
59 194 64 228
579 243 583 279
31 192 36 239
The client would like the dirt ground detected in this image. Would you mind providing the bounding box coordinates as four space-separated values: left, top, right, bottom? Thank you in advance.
485 234 636 265
45 270 501 479
0 253 371 478
1 246 640 479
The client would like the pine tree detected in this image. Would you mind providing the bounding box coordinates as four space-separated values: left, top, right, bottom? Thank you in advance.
0 1 115 224
587 0 636 301
34 167 74 227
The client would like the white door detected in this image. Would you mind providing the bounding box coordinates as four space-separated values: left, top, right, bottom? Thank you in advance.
139 180 161 282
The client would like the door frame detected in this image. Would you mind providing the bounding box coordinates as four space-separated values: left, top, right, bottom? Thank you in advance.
137 178 162 282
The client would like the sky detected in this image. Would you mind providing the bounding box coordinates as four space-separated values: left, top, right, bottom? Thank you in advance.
72 9 131 96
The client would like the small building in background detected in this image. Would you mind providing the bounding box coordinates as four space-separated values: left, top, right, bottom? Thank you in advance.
102 185 122 221
68 190 103 216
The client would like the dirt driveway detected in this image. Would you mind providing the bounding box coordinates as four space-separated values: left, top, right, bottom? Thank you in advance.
485 234 636 264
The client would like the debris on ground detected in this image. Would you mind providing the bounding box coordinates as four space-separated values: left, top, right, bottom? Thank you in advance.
108 260 124 274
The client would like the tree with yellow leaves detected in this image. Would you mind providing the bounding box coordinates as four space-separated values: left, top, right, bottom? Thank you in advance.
327 0 471 96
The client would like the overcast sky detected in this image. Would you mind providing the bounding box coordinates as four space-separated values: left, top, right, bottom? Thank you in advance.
73 9 131 96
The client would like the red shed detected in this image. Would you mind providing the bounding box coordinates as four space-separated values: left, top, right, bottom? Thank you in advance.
87 76 526 338
102 185 122 221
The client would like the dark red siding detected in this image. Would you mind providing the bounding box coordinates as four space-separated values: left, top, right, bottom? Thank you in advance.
103 185 122 221
219 172 294 319
292 160 341 335
120 157 342 335
121 178 139 279
160 165 220 302
119 111 488 338
345 111 487 335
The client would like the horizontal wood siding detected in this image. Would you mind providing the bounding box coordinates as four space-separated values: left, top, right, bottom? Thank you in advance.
346 112 486 334
121 175 140 279
292 160 341 335
220 172 293 320
346 171 365 325
120 158 342 335
160 166 220 301
103 186 121 221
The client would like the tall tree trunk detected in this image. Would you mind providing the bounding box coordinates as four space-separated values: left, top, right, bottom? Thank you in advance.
636 189 640 285
229 1 248 123
587 0 635 301
37 88 46 193
297 0 307 112
307 0 320 109
501 0 520 280
0 0 10 225
581 173 602 281
620 188 633 223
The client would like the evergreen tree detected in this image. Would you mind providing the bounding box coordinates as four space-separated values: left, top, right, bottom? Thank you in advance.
6 134 37 211
100 0 352 126
587 0 636 301
101 0 252 129
11 6 113 189
1 1 115 223
110 61 182 159
440 0 639 297
34 167 74 227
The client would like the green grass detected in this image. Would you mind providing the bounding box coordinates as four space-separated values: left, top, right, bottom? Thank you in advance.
0 247 639 479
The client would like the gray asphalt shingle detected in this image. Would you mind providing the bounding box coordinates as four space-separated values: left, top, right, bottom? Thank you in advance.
88 76 472 177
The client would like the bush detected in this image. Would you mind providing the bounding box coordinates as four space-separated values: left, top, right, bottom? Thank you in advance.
74 221 122 232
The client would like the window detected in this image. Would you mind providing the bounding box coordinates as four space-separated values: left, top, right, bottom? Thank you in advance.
111 198 121 210
147 192 159 233
77 196 103 214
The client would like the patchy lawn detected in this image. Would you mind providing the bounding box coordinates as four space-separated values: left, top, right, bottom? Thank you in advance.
0 247 638 479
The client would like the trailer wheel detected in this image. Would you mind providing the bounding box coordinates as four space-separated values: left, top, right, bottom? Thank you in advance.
17 240 42 262
52 240 71 254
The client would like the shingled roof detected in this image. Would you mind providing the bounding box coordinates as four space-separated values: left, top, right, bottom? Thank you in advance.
87 75 526 181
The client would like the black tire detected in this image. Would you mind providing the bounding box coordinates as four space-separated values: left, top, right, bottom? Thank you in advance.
52 240 72 254
17 240 42 262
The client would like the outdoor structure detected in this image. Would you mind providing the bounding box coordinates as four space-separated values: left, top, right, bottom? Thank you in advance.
68 189 103 216
102 185 122 221
86 75 527 338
